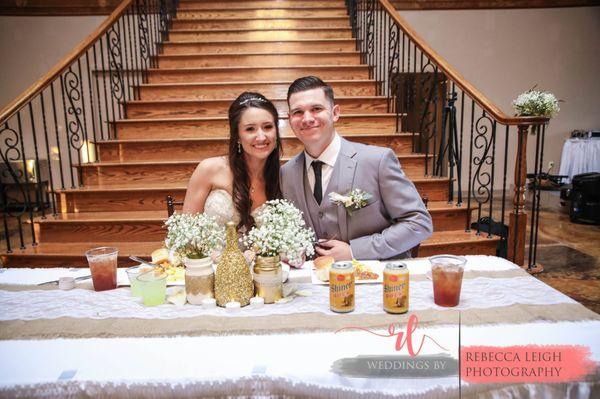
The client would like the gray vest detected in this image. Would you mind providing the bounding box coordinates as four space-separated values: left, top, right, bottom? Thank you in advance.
302 158 343 241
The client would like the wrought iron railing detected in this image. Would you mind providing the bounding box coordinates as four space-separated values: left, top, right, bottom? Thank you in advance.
0 0 178 253
346 0 551 270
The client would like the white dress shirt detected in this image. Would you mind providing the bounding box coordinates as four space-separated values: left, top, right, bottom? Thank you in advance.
304 133 341 195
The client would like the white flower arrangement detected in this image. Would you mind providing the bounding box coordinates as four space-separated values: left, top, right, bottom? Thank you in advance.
329 189 373 215
244 199 315 264
164 212 225 259
512 88 560 118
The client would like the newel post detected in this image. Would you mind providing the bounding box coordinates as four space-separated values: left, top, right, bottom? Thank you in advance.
507 124 528 266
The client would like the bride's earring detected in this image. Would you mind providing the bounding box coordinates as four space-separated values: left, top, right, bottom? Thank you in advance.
237 141 242 154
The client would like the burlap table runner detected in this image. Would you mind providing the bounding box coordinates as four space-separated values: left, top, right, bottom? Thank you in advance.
1 268 598 340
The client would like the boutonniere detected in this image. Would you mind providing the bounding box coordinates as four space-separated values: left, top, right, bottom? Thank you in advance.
329 189 373 215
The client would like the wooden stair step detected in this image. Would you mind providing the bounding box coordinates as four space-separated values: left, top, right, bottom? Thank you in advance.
1 241 160 268
2 229 498 268
157 51 361 68
145 65 370 83
113 114 400 139
168 28 353 42
55 178 448 213
156 51 361 68
79 157 424 187
172 17 350 30
35 211 167 243
161 39 357 54
71 163 447 198
420 230 500 257
125 96 389 119
176 9 348 19
97 133 415 162
138 79 377 100
177 1 346 10
36 198 469 245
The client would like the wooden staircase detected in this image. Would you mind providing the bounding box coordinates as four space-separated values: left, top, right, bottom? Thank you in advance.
2 0 499 268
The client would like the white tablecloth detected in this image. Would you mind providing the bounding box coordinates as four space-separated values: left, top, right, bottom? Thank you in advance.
559 138 600 183
0 255 599 398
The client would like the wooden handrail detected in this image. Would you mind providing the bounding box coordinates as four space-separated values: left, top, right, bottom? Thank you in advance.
0 0 134 123
377 0 549 126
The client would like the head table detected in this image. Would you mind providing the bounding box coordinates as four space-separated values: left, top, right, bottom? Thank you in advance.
0 255 598 398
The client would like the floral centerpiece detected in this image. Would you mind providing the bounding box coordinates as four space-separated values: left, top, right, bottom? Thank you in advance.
512 88 560 118
244 199 316 266
164 212 225 260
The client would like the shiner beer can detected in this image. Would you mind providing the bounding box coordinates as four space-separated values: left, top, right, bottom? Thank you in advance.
383 262 409 314
329 262 355 313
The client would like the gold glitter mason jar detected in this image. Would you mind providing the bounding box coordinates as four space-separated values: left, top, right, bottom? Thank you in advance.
184 256 214 305
214 221 254 307
253 255 283 304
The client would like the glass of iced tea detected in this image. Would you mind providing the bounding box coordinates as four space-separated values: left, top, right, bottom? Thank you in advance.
85 247 118 291
429 255 466 307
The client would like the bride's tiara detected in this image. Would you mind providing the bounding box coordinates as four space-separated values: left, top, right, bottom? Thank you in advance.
239 97 268 106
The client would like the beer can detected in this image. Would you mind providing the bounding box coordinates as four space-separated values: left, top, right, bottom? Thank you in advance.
330 261 355 313
383 262 409 314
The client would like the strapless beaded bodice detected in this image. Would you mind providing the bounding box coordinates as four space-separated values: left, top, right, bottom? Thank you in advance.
203 189 262 227
204 189 240 226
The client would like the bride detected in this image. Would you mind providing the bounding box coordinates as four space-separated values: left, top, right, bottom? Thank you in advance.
182 92 282 232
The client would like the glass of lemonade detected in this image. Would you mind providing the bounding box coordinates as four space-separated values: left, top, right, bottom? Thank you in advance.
429 255 466 307
85 247 118 291
137 269 167 306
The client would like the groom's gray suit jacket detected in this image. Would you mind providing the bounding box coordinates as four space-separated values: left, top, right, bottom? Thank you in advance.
281 138 433 260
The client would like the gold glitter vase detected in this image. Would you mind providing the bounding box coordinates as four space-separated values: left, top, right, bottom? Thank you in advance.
253 255 283 304
214 221 254 307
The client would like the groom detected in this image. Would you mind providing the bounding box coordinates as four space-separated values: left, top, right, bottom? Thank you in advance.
280 76 433 261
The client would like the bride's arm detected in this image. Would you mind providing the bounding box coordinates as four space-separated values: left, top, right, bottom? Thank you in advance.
182 159 216 214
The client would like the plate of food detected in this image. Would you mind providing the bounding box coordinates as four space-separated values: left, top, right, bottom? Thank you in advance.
311 256 383 285
119 248 186 286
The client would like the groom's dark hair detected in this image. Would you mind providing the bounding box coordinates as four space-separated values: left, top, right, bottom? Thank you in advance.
287 76 335 106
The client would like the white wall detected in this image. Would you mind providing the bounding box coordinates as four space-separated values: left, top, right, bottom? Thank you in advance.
400 6 600 173
0 16 104 110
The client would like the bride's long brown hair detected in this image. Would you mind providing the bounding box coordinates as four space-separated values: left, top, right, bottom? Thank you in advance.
228 92 283 232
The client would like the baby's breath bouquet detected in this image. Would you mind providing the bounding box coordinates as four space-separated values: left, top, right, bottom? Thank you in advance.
244 199 316 265
512 88 560 118
164 212 225 259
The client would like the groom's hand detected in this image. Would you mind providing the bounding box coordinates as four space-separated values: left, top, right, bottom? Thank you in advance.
315 240 352 261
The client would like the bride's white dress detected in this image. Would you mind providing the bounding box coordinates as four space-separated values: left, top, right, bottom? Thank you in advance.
203 189 241 226
203 189 262 228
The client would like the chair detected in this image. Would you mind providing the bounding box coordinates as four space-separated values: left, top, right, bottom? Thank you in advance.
166 195 184 217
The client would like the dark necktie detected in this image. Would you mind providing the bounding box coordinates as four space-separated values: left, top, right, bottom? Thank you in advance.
311 160 323 205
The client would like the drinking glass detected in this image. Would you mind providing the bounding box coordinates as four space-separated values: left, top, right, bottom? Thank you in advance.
85 247 118 291
429 255 466 307
137 270 167 306
126 266 146 297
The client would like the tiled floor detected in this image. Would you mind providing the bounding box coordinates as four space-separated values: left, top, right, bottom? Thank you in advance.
1 191 599 313
528 191 600 314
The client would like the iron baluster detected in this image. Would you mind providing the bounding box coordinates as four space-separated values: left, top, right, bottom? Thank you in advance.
92 43 106 141
16 112 37 246
40 91 58 215
75 59 91 165
532 124 546 269
59 75 76 188
27 102 45 218
85 51 100 157
466 99 475 231
50 82 65 190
